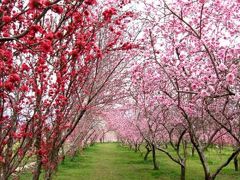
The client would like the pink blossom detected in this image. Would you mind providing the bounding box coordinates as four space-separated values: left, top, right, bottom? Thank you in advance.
218 63 227 71
191 83 198 90
207 85 215 93
226 73 235 84
200 89 209 97
199 0 206 3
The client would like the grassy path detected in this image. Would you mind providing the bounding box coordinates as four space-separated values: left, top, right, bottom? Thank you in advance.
49 143 240 180
19 143 240 179
54 143 164 180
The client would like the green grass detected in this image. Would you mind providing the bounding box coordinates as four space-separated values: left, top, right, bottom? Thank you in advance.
19 143 240 180
54 143 164 180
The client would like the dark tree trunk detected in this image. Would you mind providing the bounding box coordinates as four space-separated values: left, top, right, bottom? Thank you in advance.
32 98 43 180
32 130 42 180
180 164 186 180
234 154 239 171
192 146 195 157
61 146 65 164
134 144 138 152
189 129 211 180
205 174 213 180
144 147 151 161
151 144 159 170
102 135 105 143
181 141 187 180
44 150 59 180
165 143 168 149
44 170 53 180
32 157 42 180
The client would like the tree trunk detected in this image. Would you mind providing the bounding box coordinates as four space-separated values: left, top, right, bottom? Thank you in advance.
165 143 168 149
61 146 65 164
0 171 9 180
180 164 186 180
144 148 151 161
151 144 159 170
32 98 43 180
205 174 213 180
234 154 239 171
189 130 211 180
44 151 58 180
32 158 42 180
44 170 53 180
192 146 195 157
181 141 187 180
134 144 138 152
32 129 42 180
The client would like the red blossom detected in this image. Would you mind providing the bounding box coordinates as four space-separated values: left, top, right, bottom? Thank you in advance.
43 0 51 6
40 40 52 53
9 73 21 83
41 158 48 164
30 25 44 33
21 63 30 72
38 58 45 64
55 31 63 39
71 49 79 58
20 85 29 92
120 42 137 50
2 16 11 23
85 0 97 6
36 66 44 73
18 149 24 157
103 8 117 21
109 26 114 31
0 156 5 163
114 19 121 25
84 10 90 16
4 81 14 91
29 0 43 9
52 5 64 14
45 32 54 40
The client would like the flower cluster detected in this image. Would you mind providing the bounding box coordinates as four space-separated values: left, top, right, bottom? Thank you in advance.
103 8 117 21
